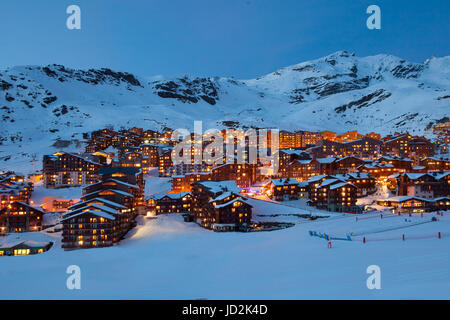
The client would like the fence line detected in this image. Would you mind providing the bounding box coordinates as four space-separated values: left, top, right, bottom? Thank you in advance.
309 230 450 243
361 231 450 243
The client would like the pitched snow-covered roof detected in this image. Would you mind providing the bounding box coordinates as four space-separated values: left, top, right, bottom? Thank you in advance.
380 196 433 203
271 178 299 186
68 197 127 210
434 197 450 201
88 178 139 189
316 157 337 164
194 180 240 194
318 178 341 187
329 182 356 190
0 240 52 249
151 192 191 200
404 173 429 180
61 210 116 222
307 175 331 183
209 191 233 202
83 189 134 198
68 204 119 216
213 197 252 209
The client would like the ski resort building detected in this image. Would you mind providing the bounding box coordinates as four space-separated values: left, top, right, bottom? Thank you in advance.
308 178 360 213
0 241 53 257
264 178 301 201
61 167 143 249
0 202 44 234
43 152 103 188
191 180 252 231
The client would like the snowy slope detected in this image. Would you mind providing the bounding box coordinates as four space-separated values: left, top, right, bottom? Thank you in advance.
0 51 449 172
1 211 449 299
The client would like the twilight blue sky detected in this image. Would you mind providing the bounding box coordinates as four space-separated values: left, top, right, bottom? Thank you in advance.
0 0 448 78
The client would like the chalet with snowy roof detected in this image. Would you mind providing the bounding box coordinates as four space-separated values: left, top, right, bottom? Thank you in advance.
264 178 300 201
305 174 336 189
190 180 251 231
111 131 141 149
396 171 450 199
309 178 359 213
434 197 450 211
68 197 128 212
84 177 142 208
342 136 382 158
376 196 434 213
196 191 252 232
43 152 102 188
410 166 428 173
281 159 320 180
61 168 140 249
0 180 33 210
334 172 376 197
335 156 367 173
148 193 193 214
0 202 44 234
86 128 118 153
419 157 450 172
0 241 52 256
82 188 135 211
283 158 337 180
0 171 26 184
98 167 143 189
382 133 434 159
61 207 131 249
97 167 145 210
382 133 413 158
378 156 413 171
358 162 397 179
191 180 241 206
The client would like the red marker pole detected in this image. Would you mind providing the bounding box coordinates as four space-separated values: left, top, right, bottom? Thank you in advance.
363 237 366 244
438 232 441 239
402 234 405 241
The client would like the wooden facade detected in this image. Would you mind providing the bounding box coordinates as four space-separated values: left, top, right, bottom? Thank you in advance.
43 152 102 188
0 202 44 234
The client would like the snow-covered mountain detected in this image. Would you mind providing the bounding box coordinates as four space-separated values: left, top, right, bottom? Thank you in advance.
0 50 449 172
